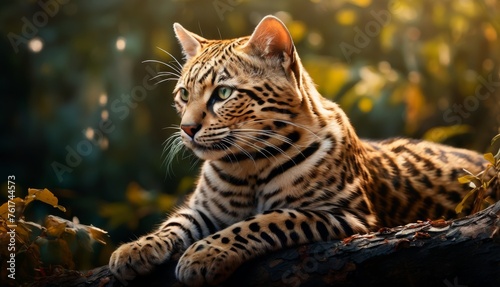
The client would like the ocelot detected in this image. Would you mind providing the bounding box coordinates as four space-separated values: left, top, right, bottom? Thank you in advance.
109 15 495 286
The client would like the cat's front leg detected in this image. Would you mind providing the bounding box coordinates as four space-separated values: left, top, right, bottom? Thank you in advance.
109 207 217 283
176 208 371 287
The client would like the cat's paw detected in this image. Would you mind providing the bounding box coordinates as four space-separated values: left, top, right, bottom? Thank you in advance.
176 240 243 287
109 234 172 283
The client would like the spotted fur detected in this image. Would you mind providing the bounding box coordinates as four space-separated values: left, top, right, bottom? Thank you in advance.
109 16 495 286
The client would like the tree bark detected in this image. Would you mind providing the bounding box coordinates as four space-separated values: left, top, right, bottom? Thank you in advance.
36 200 500 287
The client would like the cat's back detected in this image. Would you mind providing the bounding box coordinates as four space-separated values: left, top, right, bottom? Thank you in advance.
360 137 489 226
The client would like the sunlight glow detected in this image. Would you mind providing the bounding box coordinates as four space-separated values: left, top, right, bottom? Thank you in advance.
101 110 109 121
28 37 43 53
85 127 94 140
99 93 108 106
116 37 126 51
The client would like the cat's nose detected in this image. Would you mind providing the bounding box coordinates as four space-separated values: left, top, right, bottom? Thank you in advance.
181 124 201 138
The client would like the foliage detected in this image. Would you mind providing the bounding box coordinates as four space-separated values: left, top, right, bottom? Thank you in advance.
456 134 500 215
99 181 180 230
0 188 107 285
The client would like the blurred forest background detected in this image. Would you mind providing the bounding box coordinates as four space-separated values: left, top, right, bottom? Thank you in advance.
1 0 500 282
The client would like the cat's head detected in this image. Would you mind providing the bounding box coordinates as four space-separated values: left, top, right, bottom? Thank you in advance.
172 16 309 161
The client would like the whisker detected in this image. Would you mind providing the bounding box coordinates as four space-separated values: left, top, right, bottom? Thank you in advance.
231 134 278 163
236 118 321 140
162 132 185 175
142 59 182 76
217 140 241 169
233 133 294 164
155 47 183 71
154 78 182 85
233 128 302 147
232 128 305 158
150 72 181 81
221 138 256 168
163 125 181 131
188 157 200 171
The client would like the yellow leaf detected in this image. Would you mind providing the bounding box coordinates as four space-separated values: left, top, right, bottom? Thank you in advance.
45 216 68 238
484 153 495 165
88 225 108 245
458 175 474 184
27 188 66 212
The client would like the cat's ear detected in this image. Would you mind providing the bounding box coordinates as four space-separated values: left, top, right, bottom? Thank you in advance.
242 15 294 59
243 16 302 87
173 23 207 60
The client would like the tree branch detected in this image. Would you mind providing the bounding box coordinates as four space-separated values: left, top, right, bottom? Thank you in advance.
38 200 500 287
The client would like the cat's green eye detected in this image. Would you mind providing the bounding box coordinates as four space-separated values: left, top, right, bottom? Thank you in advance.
178 88 189 102
217 86 233 100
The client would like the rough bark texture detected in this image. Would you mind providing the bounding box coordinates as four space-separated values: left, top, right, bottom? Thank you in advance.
36 200 500 287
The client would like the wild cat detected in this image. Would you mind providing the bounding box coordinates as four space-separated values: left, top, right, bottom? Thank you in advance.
109 15 492 286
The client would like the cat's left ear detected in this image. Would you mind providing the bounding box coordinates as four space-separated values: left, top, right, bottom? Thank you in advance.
242 15 294 59
173 23 207 60
242 16 301 82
